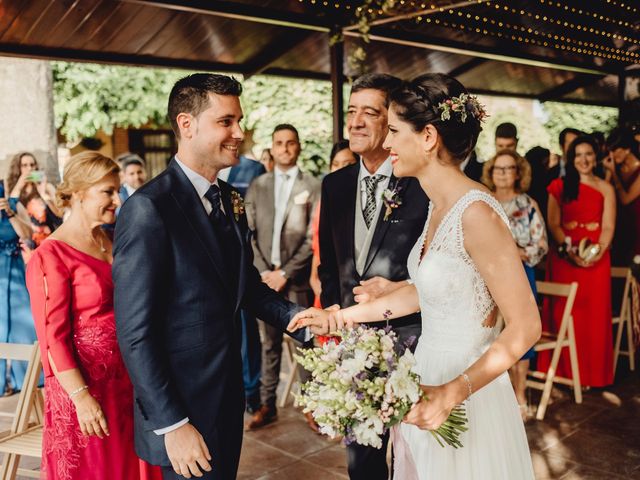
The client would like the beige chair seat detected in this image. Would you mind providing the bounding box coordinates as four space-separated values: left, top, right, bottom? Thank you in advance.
0 342 43 479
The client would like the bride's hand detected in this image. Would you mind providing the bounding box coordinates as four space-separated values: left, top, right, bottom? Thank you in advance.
403 384 460 431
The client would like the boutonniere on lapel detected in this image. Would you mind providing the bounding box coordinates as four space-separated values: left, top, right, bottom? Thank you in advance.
381 185 403 222
230 191 245 221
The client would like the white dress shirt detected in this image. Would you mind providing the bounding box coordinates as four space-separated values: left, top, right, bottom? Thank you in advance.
124 183 136 197
153 156 223 436
271 165 299 267
174 156 224 215
358 157 393 214
218 166 231 182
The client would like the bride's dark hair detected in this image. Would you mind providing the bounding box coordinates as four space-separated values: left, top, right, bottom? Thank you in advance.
389 73 483 164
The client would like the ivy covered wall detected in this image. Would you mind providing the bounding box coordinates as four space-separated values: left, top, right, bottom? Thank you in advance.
53 61 618 176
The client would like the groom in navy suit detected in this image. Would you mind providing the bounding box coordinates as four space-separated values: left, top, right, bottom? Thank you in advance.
113 74 315 479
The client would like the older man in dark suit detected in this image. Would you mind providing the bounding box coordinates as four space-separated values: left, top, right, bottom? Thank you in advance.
318 74 429 480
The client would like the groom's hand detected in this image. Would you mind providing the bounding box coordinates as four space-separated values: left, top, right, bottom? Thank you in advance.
165 423 212 478
287 305 349 334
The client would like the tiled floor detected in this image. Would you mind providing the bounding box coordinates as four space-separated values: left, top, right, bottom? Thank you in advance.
2 363 638 479
238 362 640 479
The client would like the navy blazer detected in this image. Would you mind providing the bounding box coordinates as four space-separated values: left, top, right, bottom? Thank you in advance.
113 159 305 470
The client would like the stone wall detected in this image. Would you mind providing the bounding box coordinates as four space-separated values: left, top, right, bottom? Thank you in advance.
0 56 57 183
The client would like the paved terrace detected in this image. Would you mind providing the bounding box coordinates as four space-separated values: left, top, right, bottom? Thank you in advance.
2 364 638 479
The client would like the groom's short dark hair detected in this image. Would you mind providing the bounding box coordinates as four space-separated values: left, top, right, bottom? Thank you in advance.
168 73 242 139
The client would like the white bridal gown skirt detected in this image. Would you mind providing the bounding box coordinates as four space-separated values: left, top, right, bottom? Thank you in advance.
393 340 536 480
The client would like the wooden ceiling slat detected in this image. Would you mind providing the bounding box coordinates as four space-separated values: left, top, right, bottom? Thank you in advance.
159 14 217 60
14 0 99 48
104 5 174 54
0 0 53 43
67 1 125 50
57 0 114 48
39 0 101 47
93 3 146 51
22 1 56 43
0 0 31 38
133 10 192 56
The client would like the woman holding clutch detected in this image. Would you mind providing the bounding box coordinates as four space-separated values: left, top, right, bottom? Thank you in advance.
540 135 616 387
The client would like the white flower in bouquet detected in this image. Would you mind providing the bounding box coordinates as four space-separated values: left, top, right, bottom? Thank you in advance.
295 326 468 449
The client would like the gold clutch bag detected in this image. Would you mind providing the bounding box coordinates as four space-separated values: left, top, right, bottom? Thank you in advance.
578 237 601 263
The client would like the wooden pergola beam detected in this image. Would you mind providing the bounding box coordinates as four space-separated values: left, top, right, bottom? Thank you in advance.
448 57 487 78
244 31 315 79
538 74 605 102
343 27 622 76
120 0 330 32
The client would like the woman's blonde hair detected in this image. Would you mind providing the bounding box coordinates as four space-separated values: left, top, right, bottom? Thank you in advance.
56 151 120 209
481 149 531 193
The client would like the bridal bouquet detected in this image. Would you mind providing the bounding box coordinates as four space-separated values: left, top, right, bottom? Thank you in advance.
295 326 468 449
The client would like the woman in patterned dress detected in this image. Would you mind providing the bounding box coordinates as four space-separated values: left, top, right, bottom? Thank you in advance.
483 149 548 419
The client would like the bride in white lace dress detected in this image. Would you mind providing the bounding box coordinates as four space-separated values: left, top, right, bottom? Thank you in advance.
290 73 540 479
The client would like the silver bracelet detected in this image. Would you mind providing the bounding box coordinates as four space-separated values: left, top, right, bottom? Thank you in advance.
460 373 473 400
69 385 89 398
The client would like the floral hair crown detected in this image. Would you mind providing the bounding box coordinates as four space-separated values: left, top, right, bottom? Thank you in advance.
437 93 488 124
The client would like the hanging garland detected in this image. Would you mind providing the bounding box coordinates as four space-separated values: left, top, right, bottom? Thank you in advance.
329 0 399 74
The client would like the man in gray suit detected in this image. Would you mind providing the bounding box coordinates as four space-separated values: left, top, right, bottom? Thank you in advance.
244 124 321 430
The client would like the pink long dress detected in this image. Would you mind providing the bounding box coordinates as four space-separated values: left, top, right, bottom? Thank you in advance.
26 239 161 480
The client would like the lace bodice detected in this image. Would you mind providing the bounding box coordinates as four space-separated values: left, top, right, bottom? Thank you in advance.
408 190 509 356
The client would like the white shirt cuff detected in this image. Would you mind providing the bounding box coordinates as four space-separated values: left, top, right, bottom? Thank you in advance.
304 327 313 342
153 417 189 435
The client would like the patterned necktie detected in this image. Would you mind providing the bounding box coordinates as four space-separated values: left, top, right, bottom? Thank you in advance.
204 184 224 222
363 174 384 228
204 185 239 285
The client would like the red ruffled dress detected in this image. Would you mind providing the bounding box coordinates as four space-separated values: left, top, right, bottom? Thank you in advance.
26 240 162 480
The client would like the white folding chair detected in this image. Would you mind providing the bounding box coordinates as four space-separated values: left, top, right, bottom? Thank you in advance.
527 281 581 420
0 342 43 479
278 337 300 408
611 267 636 373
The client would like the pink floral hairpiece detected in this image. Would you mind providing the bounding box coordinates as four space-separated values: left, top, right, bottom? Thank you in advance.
437 93 488 124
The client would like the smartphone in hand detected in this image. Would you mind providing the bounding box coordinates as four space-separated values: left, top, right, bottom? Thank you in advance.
26 171 45 183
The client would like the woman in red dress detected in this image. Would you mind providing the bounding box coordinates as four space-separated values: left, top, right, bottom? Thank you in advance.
25 152 161 480
603 127 640 264
541 136 616 387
